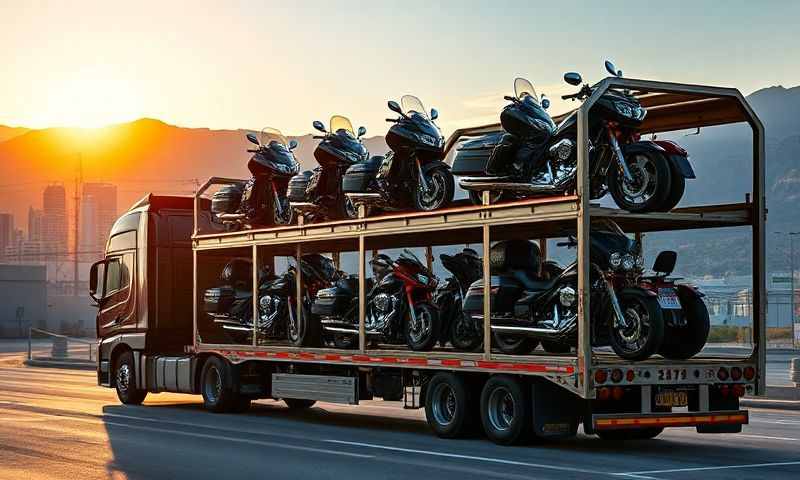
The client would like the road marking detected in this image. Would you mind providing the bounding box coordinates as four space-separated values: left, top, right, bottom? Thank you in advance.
323 439 601 475
615 460 800 477
737 433 799 442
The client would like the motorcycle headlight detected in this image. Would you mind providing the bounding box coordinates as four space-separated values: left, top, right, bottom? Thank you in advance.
614 101 634 118
634 106 647 121
417 133 437 146
609 252 622 268
621 254 636 271
636 254 645 269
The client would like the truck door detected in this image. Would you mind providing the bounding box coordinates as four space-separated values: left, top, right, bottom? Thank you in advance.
96 251 137 337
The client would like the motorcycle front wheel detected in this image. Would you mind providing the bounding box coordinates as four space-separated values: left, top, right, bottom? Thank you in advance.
405 303 441 351
288 303 321 347
450 312 483 352
415 168 454 211
608 289 665 361
607 151 672 213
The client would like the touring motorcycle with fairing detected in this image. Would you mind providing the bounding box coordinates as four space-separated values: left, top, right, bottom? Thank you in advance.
454 61 694 213
211 128 300 229
432 248 484 351
314 250 442 351
203 254 339 347
288 116 369 222
343 96 454 214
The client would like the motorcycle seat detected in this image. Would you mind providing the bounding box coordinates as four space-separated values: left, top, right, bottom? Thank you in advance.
512 270 556 292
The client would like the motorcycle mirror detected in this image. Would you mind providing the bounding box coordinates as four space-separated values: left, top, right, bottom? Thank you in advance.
564 72 582 86
605 60 619 77
312 120 326 133
288 139 299 150
430 108 438 120
357 126 367 138
540 95 550 110
387 100 403 115
246 132 260 145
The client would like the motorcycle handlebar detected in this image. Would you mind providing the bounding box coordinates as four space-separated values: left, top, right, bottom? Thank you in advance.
503 95 517 102
385 118 398 123
312 135 325 139
247 149 259 153
561 93 580 100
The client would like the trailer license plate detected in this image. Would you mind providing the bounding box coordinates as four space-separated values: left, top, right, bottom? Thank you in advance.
655 389 688 407
658 288 682 310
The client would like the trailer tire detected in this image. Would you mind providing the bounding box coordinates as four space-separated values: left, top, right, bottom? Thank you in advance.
425 372 475 438
480 375 531 445
114 351 147 405
284 398 316 409
201 356 240 413
597 427 663 441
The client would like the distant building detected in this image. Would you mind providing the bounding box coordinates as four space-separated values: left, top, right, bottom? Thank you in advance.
81 183 116 254
0 213 13 261
28 207 42 241
42 184 68 257
0 264 47 337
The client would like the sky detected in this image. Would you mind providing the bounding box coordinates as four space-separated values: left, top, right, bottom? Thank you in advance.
1 0 799 135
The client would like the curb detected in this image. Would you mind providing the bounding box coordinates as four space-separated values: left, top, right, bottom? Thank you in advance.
740 398 800 411
24 359 96 371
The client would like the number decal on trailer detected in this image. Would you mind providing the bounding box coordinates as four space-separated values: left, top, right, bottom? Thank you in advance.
657 369 687 381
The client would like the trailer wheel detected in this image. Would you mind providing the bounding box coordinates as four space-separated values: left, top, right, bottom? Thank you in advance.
114 351 147 405
480 375 531 445
597 427 663 441
425 372 475 438
284 398 316 409
201 356 240 413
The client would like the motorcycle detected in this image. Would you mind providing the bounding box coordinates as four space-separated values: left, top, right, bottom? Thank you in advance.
288 116 369 222
461 220 670 360
211 128 300 229
454 60 694 213
314 250 442 351
432 248 484 351
202 253 339 347
343 96 454 214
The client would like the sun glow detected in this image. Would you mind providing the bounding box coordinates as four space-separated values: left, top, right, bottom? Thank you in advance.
37 67 144 129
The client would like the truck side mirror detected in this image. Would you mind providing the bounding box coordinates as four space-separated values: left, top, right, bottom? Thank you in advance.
89 260 104 304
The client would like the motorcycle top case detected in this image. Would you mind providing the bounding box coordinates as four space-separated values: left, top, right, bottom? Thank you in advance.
451 132 503 176
342 156 382 193
211 184 243 214
203 286 236 314
287 170 312 203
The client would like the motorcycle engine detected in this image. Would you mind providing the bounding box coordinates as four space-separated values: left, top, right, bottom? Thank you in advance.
367 293 397 333
258 295 282 332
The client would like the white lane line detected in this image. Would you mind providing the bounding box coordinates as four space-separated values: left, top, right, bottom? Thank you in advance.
615 460 800 476
323 439 601 475
737 433 799 442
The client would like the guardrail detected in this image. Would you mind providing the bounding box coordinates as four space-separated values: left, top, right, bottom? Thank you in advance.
27 327 97 364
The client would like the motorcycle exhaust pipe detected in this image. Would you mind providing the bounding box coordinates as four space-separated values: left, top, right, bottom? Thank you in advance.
215 212 247 220
459 178 574 194
290 202 319 214
322 326 359 335
345 192 382 204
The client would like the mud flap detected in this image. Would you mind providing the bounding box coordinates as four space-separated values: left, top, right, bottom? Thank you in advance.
530 378 580 439
697 394 742 433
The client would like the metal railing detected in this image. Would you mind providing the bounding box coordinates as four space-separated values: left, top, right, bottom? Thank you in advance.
27 327 97 363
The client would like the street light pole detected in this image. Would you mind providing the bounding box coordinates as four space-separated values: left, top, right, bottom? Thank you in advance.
776 231 799 347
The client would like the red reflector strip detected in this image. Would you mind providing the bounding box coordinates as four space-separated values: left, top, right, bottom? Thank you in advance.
215 349 575 374
594 412 748 430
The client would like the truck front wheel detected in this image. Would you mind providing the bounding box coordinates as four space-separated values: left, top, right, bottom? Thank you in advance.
115 351 147 405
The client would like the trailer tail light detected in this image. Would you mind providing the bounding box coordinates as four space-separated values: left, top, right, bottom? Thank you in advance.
598 387 611 401
732 384 746 398
594 370 608 384
717 367 729 381
612 387 625 401
719 384 730 397
611 369 623 383
743 366 756 381
626 369 635 382
730 367 742 381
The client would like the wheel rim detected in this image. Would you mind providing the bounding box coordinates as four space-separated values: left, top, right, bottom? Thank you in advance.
418 171 446 210
408 306 432 345
288 305 300 342
453 315 478 348
344 196 358 219
203 365 223 404
116 363 131 394
614 299 651 354
487 386 515 432
431 383 457 426
619 154 659 205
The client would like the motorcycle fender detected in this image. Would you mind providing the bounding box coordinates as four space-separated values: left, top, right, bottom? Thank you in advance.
675 283 704 298
421 160 451 174
623 141 695 179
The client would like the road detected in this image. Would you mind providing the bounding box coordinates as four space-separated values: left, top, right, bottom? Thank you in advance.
0 362 798 480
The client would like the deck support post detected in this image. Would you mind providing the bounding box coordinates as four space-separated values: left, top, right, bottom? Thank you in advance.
359 235 366 354
253 245 259 347
576 103 592 398
482 223 491 360
296 243 303 347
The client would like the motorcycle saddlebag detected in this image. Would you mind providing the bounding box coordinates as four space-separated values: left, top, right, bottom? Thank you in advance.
203 286 236 314
287 170 313 203
451 132 503 176
312 284 353 317
211 184 243 214
462 275 523 317
342 156 382 193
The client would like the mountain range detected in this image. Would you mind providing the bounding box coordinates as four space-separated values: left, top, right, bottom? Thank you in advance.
1 84 798 277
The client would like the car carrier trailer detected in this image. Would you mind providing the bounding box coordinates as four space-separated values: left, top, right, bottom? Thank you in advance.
92 77 765 445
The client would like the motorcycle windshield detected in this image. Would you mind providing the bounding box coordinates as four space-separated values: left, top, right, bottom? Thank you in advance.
260 127 289 147
401 95 428 119
329 115 355 136
399 249 425 268
514 78 539 104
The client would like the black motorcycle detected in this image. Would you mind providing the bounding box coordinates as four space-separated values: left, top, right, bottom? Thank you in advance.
433 248 484 351
314 250 442 351
343 96 454 214
211 128 300 229
203 254 338 347
461 220 666 361
454 61 694 213
288 116 369 222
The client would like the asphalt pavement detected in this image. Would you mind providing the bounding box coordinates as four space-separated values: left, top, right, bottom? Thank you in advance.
1 358 800 480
